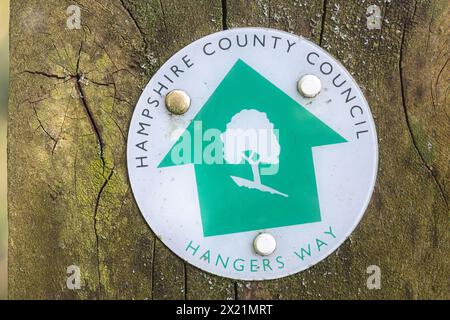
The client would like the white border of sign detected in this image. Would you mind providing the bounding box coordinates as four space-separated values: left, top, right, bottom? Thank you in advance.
127 28 378 281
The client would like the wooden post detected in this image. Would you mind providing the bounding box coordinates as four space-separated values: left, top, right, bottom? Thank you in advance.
8 0 449 299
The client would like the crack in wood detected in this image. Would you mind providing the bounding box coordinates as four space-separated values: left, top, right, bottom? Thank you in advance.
119 0 153 67
319 0 328 46
221 0 228 30
20 70 71 80
399 20 449 209
151 237 156 299
158 0 169 38
93 166 115 298
74 76 106 174
32 104 58 147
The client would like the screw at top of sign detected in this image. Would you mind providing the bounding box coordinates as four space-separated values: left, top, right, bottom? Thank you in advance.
165 89 191 115
297 74 322 98
253 233 277 256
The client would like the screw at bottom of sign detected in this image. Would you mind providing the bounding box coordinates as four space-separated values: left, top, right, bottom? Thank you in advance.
253 233 277 256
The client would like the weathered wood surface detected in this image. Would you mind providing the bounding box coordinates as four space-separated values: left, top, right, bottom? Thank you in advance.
8 0 449 299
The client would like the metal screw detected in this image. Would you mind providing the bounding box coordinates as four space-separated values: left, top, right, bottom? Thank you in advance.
165 89 191 115
297 74 322 98
253 233 276 256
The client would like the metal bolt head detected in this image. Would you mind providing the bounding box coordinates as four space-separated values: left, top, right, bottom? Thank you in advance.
297 74 322 98
253 233 276 256
165 89 191 115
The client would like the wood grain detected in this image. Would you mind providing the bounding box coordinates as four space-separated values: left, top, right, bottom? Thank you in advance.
8 0 449 299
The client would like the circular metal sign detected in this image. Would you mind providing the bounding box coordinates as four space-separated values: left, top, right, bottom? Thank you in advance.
127 28 378 280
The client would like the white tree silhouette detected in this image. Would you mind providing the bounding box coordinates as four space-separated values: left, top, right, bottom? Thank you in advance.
221 109 288 197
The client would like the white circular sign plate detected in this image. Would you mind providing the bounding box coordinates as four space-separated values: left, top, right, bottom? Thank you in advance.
127 28 378 281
